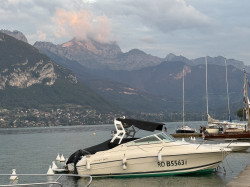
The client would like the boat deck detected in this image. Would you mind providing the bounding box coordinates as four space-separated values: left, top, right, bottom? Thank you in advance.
227 164 250 186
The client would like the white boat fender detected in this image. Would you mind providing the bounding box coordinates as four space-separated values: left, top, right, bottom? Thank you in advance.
10 169 18 180
190 136 193 140
47 165 54 175
56 153 60 161
64 158 68 166
193 137 196 141
157 153 162 162
86 157 91 170
122 157 126 164
122 155 127 170
60 154 66 162
182 138 185 142
122 163 127 170
122 158 127 170
52 161 58 170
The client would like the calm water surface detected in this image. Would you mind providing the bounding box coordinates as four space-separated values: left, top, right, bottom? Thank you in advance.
0 121 250 187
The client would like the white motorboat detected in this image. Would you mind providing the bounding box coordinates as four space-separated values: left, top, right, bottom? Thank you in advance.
218 142 250 152
67 117 231 178
66 117 164 173
202 141 250 152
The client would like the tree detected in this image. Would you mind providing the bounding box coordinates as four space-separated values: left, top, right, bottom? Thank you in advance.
237 108 250 121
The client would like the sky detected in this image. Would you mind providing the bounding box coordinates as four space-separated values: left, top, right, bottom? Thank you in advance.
1 0 250 64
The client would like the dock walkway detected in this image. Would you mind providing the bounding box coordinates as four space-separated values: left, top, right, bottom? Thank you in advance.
227 164 250 187
170 133 201 138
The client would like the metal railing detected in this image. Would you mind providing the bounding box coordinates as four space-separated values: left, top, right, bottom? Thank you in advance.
0 181 63 186
0 173 92 187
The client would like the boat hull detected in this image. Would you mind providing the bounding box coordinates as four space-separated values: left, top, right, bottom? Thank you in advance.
204 131 250 140
175 126 197 134
230 146 250 152
204 142 250 152
176 130 196 133
206 128 219 134
76 151 226 177
171 133 201 138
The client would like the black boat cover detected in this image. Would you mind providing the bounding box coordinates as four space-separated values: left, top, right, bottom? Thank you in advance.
116 118 164 131
66 138 138 173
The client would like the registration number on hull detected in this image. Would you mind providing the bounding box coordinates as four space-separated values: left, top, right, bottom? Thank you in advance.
157 160 187 167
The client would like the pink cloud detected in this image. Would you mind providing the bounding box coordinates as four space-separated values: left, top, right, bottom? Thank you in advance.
53 9 111 43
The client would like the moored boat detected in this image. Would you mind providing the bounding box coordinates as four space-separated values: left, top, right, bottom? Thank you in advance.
67 117 231 178
203 70 250 140
203 131 250 140
75 132 230 177
174 68 198 136
202 141 250 152
205 126 219 134
66 117 164 173
176 125 197 133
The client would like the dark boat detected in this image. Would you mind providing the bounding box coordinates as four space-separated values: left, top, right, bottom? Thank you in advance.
175 125 197 133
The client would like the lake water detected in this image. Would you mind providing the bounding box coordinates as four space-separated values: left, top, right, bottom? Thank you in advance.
0 121 250 187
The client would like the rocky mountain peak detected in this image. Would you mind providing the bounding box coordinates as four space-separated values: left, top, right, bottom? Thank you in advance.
34 37 163 70
61 38 122 57
127 49 146 55
165 53 177 60
192 56 245 68
0 29 28 43
165 53 190 64
0 60 57 89
0 33 59 89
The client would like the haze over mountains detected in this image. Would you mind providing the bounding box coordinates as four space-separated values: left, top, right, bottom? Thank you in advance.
0 30 249 127
33 32 248 119
33 38 247 72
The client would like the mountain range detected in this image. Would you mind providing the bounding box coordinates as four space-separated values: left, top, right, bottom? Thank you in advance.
0 31 121 127
1 30 249 128
33 35 249 120
33 38 248 72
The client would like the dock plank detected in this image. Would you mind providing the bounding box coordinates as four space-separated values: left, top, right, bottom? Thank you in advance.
227 164 250 187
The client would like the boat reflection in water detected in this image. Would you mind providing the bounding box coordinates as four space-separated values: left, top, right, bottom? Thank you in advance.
67 117 231 178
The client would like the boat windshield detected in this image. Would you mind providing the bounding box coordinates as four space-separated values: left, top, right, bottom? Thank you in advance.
126 133 174 146
156 133 175 143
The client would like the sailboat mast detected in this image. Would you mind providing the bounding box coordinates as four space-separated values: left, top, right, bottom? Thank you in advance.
183 68 185 126
205 57 209 119
244 70 250 128
225 59 231 121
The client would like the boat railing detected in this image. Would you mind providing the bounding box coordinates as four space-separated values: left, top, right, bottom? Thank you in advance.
0 173 92 187
0 181 63 186
196 140 208 149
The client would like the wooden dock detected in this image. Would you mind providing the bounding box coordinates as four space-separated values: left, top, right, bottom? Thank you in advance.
227 164 250 187
170 133 202 138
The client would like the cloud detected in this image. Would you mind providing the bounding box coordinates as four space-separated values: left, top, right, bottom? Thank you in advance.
139 36 157 44
53 8 111 43
1 0 109 43
97 0 211 33
0 0 210 44
1 0 250 64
